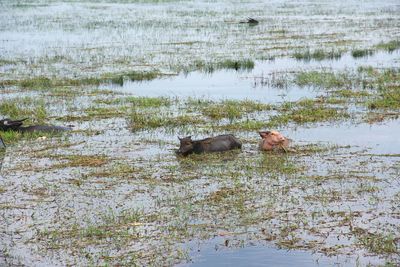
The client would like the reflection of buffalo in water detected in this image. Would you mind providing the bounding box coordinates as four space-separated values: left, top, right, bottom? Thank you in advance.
177 134 242 156
0 118 72 133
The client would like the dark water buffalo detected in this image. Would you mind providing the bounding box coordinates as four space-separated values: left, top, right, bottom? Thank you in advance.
0 118 72 133
177 134 242 156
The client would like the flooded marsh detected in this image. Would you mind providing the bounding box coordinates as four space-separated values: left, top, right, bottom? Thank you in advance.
1 0 400 266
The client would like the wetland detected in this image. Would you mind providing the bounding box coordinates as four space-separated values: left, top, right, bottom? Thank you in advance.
0 0 399 266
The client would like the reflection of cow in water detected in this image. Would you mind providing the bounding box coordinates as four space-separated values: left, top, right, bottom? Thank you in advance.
0 118 72 133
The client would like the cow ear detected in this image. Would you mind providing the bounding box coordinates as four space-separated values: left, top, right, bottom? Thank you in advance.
259 131 268 138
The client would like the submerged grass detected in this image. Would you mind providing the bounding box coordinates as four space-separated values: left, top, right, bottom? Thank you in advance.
195 99 273 121
193 59 255 73
295 71 351 89
130 110 205 132
293 49 342 61
351 49 374 58
2 71 161 89
376 40 400 52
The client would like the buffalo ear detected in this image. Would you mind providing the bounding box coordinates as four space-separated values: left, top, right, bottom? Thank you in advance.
178 136 182 141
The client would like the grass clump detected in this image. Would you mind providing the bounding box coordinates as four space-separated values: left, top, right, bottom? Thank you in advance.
199 100 272 121
0 97 47 123
8 71 161 90
368 86 400 109
376 40 400 52
130 110 204 131
193 59 255 73
293 49 342 61
85 106 127 118
0 130 59 144
366 69 400 110
358 232 398 254
51 154 108 169
333 89 370 98
217 59 254 71
351 49 374 58
295 71 350 89
20 76 52 89
125 96 173 108
270 98 349 126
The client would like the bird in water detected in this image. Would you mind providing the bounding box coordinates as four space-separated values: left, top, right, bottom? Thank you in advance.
239 17 259 25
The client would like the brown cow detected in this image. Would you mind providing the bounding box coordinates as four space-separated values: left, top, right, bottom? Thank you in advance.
259 130 290 151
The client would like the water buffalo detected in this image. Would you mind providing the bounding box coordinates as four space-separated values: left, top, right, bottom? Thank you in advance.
177 134 242 156
0 118 72 133
259 130 290 151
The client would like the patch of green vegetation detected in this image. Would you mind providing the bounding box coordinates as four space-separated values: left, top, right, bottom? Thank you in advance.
220 98 348 130
125 96 173 108
351 49 373 58
269 98 349 126
219 119 267 131
0 130 59 144
268 29 287 34
272 106 346 125
365 69 400 110
198 100 273 121
4 70 162 90
50 154 108 169
293 49 342 61
368 86 400 109
376 40 400 52
357 232 398 254
258 153 301 175
130 110 205 132
0 97 47 123
218 59 254 71
193 59 254 73
85 106 127 118
87 162 138 179
333 89 370 98
0 59 17 66
295 71 351 89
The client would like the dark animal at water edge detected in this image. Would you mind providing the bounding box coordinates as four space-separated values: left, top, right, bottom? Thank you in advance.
239 17 259 24
177 134 242 156
0 118 27 131
0 118 72 133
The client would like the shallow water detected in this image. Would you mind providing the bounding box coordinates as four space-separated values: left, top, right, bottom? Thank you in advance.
289 119 400 154
177 238 376 267
1 1 400 266
117 50 400 102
